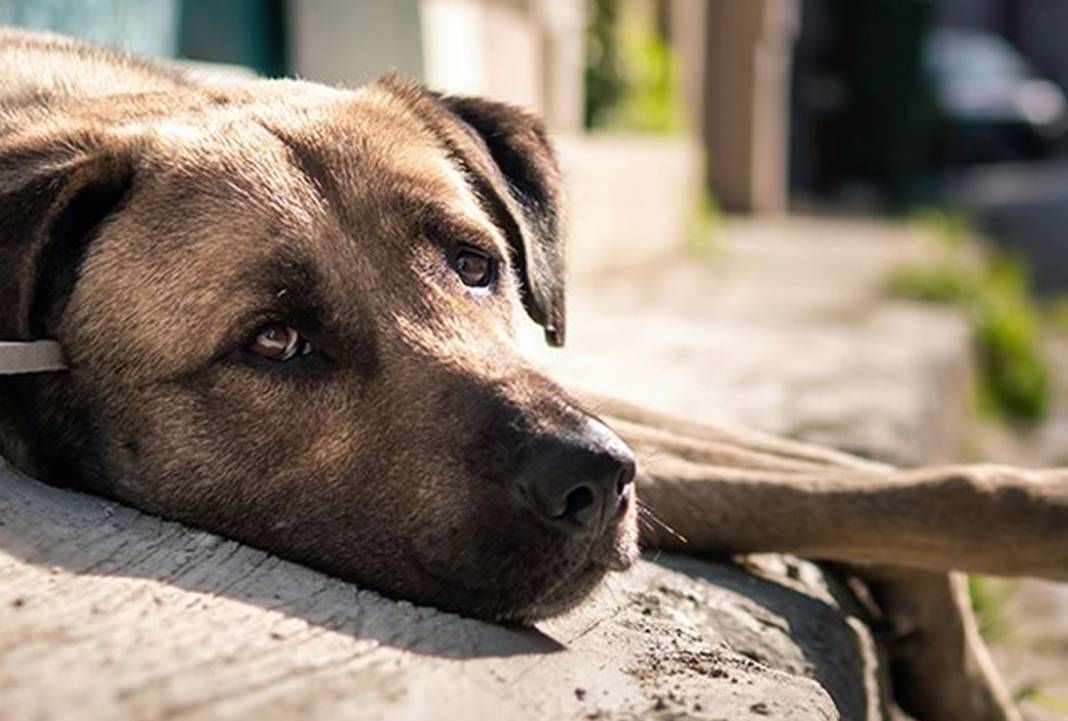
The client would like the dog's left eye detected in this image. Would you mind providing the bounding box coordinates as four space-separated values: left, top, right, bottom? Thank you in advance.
453 247 496 288
244 323 313 362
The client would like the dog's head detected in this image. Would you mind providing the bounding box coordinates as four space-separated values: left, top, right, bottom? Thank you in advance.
0 76 639 621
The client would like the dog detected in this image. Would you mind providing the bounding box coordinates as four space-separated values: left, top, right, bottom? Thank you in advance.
1 28 1066 721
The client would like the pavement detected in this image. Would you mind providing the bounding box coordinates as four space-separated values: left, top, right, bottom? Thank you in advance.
525 214 973 466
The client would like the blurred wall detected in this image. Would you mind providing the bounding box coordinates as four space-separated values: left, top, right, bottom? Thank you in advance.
180 0 287 77
701 0 798 213
421 0 541 110
288 0 584 131
0 0 178 57
288 1 424 87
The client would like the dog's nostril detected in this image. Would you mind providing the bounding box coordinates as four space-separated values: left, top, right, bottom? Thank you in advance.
561 485 596 521
514 425 635 533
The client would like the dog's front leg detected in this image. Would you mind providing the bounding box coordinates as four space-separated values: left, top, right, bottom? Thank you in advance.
859 567 1020 721
630 457 1068 582
620 449 1027 721
582 391 1068 580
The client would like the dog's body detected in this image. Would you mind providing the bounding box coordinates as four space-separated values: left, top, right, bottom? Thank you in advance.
1 29 1066 721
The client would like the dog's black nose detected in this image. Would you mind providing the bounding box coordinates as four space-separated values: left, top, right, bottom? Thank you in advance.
516 422 636 534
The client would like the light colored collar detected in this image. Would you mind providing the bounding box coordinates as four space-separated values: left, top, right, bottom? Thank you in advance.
0 341 68 374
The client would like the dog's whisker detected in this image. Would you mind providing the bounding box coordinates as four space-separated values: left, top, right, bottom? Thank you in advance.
636 514 656 535
636 448 666 468
587 399 612 416
636 501 687 544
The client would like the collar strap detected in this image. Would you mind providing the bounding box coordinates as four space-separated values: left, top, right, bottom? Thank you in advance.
0 341 68 374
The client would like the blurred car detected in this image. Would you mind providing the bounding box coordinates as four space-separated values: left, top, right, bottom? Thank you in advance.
923 27 1068 164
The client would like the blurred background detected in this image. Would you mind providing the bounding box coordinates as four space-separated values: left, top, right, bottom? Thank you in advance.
2 0 1068 716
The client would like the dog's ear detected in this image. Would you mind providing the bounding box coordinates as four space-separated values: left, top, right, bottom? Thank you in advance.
0 135 136 340
378 78 567 346
433 93 566 346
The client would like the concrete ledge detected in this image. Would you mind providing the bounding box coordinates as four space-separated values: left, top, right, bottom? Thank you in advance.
556 134 703 280
0 458 884 721
526 216 974 466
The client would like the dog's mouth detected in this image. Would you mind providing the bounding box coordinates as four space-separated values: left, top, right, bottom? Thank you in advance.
507 500 642 622
409 490 641 624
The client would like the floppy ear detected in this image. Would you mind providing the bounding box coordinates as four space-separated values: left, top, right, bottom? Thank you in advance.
376 78 568 346
0 135 136 341
433 93 567 346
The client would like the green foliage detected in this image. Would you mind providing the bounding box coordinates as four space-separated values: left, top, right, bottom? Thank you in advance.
1046 296 1068 337
687 189 722 257
907 206 973 248
1014 686 1068 714
967 575 1016 642
584 0 625 130
887 263 977 304
888 255 1051 423
584 0 683 134
976 261 1051 421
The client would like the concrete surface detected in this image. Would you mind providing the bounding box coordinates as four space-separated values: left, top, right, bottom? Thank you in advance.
526 215 974 466
0 458 886 721
557 134 704 281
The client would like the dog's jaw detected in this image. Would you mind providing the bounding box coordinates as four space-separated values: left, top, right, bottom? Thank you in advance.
499 498 641 623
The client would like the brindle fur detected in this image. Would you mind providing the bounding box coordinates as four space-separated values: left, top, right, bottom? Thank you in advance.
2 28 1067 721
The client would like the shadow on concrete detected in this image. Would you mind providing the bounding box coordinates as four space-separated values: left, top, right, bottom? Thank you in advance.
0 461 564 661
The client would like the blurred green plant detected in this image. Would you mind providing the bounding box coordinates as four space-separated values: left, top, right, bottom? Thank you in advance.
687 188 722 257
1046 296 1068 337
584 0 683 134
1014 686 1068 714
967 575 1016 642
907 206 973 248
888 249 1052 423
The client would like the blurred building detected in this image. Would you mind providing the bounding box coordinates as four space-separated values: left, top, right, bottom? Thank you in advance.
10 0 1066 280
791 0 1068 208
0 0 802 265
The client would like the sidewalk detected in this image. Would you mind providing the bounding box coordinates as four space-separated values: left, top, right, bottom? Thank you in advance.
527 214 973 466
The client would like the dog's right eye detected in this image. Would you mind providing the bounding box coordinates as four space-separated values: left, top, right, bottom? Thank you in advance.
244 323 313 362
452 247 496 288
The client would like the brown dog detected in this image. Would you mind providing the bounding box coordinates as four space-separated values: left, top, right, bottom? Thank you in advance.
0 28 638 623
3 28 1068 721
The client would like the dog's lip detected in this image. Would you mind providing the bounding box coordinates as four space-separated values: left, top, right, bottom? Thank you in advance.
600 554 634 573
522 516 640 619
600 493 640 572
598 528 640 572
407 484 639 621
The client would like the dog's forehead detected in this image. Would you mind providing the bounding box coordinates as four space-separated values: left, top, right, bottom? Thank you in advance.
110 87 506 284
129 87 502 259
255 87 495 236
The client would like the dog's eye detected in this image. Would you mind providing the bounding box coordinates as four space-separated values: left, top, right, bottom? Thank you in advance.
453 247 496 288
245 323 312 362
